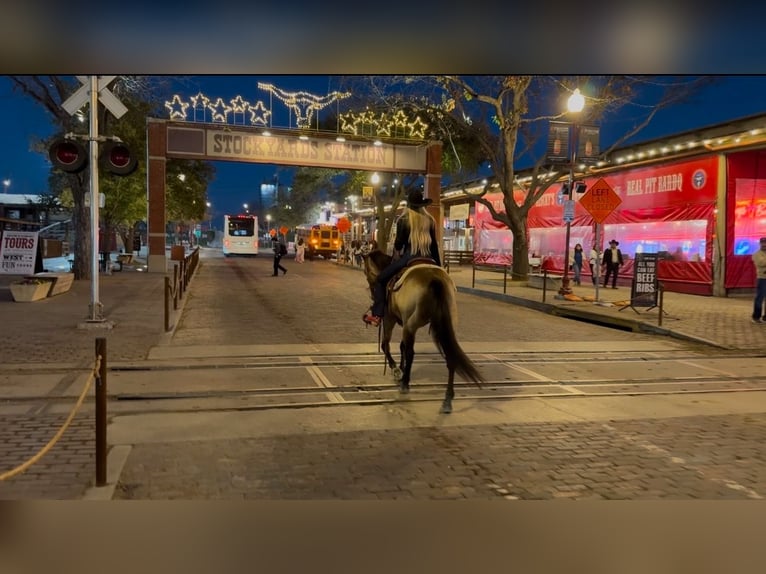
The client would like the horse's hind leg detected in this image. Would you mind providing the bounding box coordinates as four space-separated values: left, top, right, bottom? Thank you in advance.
441 367 455 414
400 330 415 394
381 325 401 382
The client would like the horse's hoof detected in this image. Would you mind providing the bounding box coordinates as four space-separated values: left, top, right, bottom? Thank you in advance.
399 385 410 394
392 367 403 381
440 403 452 414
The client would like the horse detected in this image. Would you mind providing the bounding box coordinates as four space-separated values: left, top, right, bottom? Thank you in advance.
362 250 485 414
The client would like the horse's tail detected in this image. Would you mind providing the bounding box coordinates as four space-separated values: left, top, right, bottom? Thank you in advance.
428 278 485 386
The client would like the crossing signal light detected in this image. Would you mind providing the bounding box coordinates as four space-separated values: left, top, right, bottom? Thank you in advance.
48 138 87 173
574 182 587 194
101 141 137 175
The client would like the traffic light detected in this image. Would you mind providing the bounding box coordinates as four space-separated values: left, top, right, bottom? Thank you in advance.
101 141 137 175
574 182 587 194
48 138 87 173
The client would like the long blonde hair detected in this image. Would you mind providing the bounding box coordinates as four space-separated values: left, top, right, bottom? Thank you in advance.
404 206 436 256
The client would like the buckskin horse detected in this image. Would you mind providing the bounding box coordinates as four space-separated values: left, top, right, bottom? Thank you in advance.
362 250 485 414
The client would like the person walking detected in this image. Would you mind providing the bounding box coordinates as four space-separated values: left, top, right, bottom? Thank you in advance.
588 243 599 286
751 237 766 323
572 243 584 286
602 239 623 289
295 237 305 264
272 237 287 276
362 190 441 327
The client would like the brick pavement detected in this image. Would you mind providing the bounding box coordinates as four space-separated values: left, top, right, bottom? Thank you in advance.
2 251 766 499
113 412 765 500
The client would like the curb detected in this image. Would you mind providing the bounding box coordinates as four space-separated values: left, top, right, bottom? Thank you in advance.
457 285 726 349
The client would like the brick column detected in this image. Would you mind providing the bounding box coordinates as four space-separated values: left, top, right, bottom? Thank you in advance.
424 141 443 250
147 119 167 273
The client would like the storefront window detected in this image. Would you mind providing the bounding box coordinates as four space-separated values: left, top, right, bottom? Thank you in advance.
603 220 708 262
733 178 766 255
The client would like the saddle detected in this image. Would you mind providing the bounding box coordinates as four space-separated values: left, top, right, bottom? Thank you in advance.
388 258 440 292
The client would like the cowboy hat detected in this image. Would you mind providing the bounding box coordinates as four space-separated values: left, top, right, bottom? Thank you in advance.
609 239 619 246
406 190 433 208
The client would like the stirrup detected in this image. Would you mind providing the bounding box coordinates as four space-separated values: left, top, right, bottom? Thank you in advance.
362 312 381 327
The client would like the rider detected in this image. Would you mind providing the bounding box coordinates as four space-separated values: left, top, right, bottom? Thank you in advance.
363 189 442 327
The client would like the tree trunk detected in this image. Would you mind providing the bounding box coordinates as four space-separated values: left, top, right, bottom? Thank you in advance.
509 215 529 281
71 186 92 281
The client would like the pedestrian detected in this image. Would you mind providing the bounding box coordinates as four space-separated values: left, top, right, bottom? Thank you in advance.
353 241 363 267
751 237 766 323
589 243 599 286
363 190 441 327
602 239 623 289
295 237 305 264
272 237 287 276
572 243 584 286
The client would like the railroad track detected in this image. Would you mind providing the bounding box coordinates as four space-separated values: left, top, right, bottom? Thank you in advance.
4 349 766 415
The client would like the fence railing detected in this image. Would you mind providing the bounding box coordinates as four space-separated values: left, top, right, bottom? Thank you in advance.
164 247 200 332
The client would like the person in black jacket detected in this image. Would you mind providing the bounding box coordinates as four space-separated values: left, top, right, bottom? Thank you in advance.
272 237 287 276
363 190 441 326
602 239 623 288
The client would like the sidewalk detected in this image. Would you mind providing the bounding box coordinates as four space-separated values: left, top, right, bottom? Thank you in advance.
445 265 766 351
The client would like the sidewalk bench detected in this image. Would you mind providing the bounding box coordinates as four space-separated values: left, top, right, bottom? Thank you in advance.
27 272 75 297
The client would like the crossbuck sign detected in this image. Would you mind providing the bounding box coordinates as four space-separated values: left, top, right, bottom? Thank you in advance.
62 76 127 119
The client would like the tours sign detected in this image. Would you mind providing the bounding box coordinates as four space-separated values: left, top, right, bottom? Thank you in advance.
579 178 622 223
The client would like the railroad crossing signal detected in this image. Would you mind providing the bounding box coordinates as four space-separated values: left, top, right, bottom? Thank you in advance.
578 178 622 224
62 75 128 119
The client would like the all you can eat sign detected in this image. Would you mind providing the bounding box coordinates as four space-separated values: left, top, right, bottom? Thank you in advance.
630 252 659 307
0 231 39 275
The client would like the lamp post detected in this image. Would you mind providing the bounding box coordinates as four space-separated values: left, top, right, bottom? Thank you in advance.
558 88 585 296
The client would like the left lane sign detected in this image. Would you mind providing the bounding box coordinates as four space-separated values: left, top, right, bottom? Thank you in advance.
62 75 127 119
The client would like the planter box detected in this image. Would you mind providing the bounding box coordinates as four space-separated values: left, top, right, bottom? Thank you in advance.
32 272 74 296
527 273 562 291
10 281 53 302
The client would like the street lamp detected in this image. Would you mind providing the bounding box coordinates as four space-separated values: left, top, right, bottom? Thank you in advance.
558 89 585 296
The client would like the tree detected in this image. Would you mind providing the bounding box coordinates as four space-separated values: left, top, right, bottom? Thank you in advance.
352 75 712 279
10 75 215 275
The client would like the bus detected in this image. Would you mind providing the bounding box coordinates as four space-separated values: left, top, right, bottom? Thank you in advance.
223 214 259 257
295 223 341 259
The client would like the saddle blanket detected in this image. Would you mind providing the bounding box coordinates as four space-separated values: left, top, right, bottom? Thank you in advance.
392 264 457 292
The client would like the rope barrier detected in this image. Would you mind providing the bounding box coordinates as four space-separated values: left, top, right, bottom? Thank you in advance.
0 355 102 482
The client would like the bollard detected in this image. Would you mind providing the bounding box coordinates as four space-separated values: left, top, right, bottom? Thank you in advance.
164 276 170 332
472 264 476 288
542 269 548 302
658 284 664 327
503 265 508 295
95 337 107 487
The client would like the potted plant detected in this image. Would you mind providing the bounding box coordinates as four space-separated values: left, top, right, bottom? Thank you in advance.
9 277 54 302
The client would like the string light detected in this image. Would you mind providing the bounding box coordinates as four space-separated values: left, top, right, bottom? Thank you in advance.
208 98 231 123
338 108 429 140
248 101 271 126
189 92 210 122
164 95 189 120
164 83 427 141
257 82 350 128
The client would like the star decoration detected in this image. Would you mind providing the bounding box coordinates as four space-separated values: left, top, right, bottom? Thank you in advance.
248 101 271 126
164 95 189 120
190 92 210 121
208 98 231 123
340 113 358 135
373 113 391 137
408 116 428 139
229 95 248 114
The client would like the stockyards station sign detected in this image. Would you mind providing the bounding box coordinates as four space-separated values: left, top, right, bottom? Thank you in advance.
166 123 429 173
